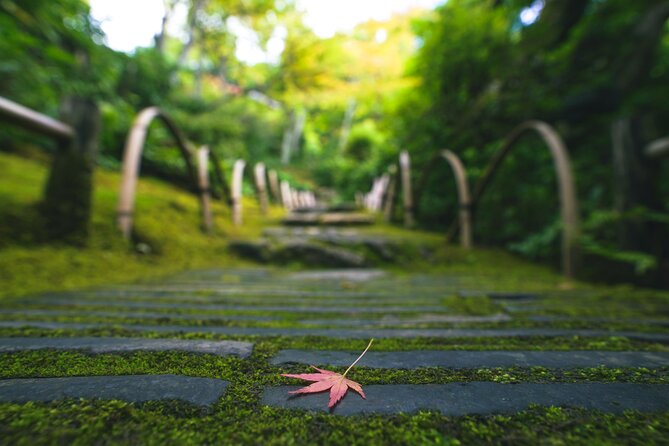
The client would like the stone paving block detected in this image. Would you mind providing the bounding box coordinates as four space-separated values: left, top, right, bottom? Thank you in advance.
0 309 279 322
261 382 669 415
271 349 669 369
0 337 254 357
19 299 448 314
0 375 228 406
289 270 386 281
1 321 668 342
48 288 403 299
299 314 512 326
19 292 446 305
528 315 669 327
458 291 540 301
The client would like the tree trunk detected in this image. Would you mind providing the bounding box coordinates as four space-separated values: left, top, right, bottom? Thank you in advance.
177 0 206 67
280 109 306 164
611 116 666 263
41 97 100 244
154 0 178 53
338 99 357 152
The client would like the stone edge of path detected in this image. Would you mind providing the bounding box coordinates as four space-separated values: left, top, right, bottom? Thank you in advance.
0 375 229 407
271 350 669 369
1 321 668 342
0 337 254 358
262 382 669 415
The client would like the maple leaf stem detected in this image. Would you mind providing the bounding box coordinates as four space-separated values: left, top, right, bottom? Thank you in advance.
342 338 374 377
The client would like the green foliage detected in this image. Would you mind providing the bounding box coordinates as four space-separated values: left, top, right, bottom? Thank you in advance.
579 210 661 275
387 0 669 283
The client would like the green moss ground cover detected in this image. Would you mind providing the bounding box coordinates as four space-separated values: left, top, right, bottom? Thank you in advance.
1 346 669 445
2 152 669 444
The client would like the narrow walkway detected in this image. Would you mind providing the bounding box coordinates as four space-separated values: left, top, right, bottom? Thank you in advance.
1 266 668 416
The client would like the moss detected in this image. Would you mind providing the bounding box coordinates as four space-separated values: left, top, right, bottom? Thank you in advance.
3 152 669 444
0 153 276 299
0 329 666 352
2 350 668 385
0 386 668 445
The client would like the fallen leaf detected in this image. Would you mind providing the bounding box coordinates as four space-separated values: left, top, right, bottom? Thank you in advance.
281 338 374 409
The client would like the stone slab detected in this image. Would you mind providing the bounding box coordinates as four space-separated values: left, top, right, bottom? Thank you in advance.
19 300 447 314
529 315 669 327
0 337 254 357
289 270 386 282
271 241 367 267
271 350 669 369
2 321 668 342
261 382 669 415
0 309 278 322
458 291 539 301
504 305 546 314
44 288 414 299
281 212 373 226
0 375 228 406
299 314 512 326
20 292 446 305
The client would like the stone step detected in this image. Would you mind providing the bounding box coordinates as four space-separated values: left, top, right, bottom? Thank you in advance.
281 212 374 226
271 350 669 369
299 314 512 326
2 321 668 342
0 337 254 357
262 382 669 415
529 315 669 327
0 310 509 326
288 269 386 281
17 300 448 314
458 291 539 301
0 309 279 322
19 292 448 305
78 287 438 299
0 375 228 407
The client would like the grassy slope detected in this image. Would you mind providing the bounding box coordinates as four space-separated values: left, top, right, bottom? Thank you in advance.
2 152 669 445
0 152 282 298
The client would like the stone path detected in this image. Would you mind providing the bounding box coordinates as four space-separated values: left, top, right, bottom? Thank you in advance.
1 267 668 415
271 349 669 368
12 299 449 314
0 337 253 357
1 321 668 341
0 375 229 406
262 383 669 415
0 309 280 322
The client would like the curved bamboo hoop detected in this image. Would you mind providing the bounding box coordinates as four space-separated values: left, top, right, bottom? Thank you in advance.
399 151 415 228
382 165 398 222
208 150 232 206
197 146 213 233
254 162 269 215
0 96 74 140
414 150 472 248
268 170 282 205
117 107 199 239
451 120 580 277
280 181 291 210
231 159 246 226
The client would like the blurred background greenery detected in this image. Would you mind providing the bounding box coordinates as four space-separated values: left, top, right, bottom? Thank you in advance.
1 0 668 286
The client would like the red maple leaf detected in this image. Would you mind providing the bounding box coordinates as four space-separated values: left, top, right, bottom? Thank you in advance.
280 339 374 409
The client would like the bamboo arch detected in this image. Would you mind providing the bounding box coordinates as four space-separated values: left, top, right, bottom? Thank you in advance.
254 162 269 215
231 160 246 226
449 120 580 277
415 150 472 248
117 106 204 239
399 150 415 228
